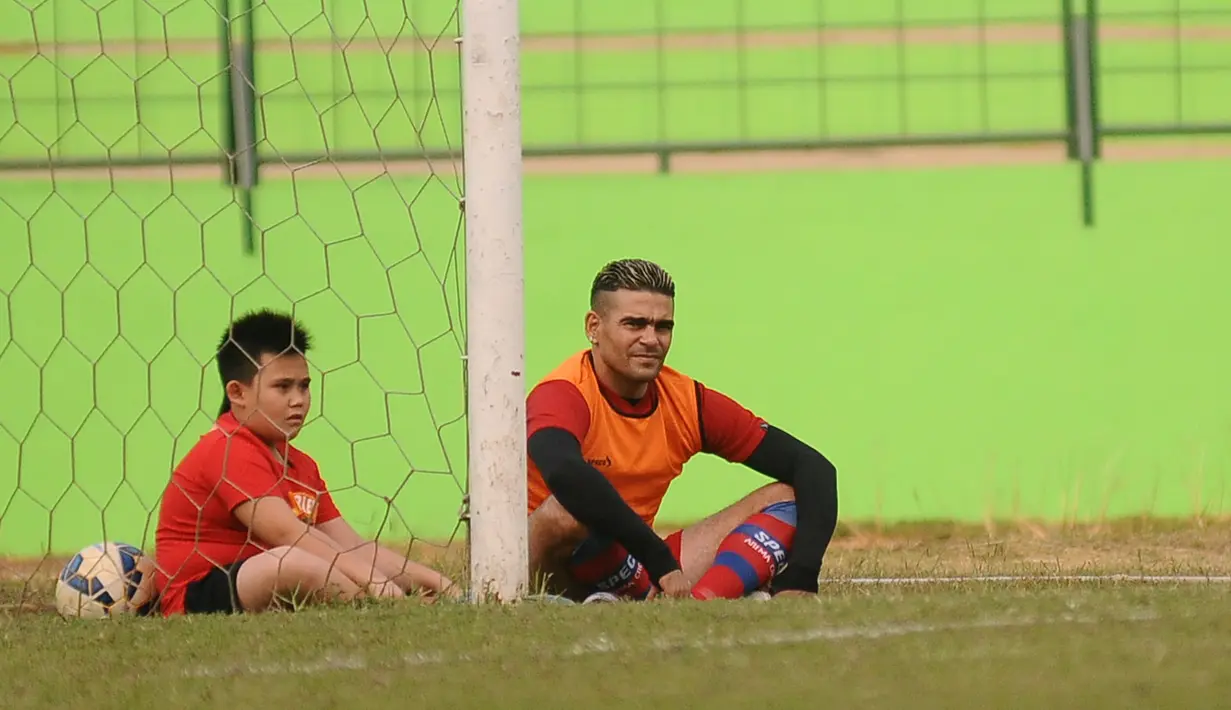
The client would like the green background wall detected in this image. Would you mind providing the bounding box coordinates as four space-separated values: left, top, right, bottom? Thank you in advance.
1 0 1229 556
2 159 1228 557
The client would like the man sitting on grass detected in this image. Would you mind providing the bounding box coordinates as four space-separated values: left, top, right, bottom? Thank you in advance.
152 309 459 616
526 258 840 602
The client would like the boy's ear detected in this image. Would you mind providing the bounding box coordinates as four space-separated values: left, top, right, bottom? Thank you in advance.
225 379 247 408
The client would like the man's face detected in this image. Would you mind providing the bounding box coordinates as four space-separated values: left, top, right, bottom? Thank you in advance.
227 352 311 442
586 289 675 386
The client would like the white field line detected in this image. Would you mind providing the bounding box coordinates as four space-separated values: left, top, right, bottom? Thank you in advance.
825 574 1231 584
184 609 1159 680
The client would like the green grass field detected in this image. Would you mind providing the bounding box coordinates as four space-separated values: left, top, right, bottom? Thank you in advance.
0 587 1206 707
6 521 1231 708
9 585 1231 708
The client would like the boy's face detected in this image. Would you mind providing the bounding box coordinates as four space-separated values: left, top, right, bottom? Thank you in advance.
226 352 311 442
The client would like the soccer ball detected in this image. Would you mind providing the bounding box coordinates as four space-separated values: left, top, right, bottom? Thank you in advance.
55 542 155 619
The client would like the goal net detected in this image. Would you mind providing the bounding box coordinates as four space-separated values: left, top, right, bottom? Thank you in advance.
0 0 525 612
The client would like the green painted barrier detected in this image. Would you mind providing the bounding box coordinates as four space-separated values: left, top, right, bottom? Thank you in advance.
2 0 1230 557
1 157 1229 557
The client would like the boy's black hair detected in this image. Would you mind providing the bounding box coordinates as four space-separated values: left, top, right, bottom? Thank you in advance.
216 309 312 415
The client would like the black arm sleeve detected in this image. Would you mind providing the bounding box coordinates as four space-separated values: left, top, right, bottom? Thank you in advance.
528 427 682 583
741 425 838 593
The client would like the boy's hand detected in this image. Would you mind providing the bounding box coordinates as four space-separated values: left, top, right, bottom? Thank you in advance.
418 576 464 603
366 579 405 599
436 577 464 600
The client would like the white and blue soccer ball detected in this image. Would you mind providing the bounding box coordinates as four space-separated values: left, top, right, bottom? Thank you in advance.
55 542 155 620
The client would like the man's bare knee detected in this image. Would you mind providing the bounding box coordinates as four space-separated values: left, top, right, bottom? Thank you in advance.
751 482 794 507
235 546 361 612
528 496 590 595
529 497 588 558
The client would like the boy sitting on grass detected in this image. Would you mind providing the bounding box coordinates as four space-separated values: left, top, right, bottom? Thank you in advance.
152 309 460 616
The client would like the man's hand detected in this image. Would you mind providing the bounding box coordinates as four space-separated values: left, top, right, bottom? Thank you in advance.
653 570 692 599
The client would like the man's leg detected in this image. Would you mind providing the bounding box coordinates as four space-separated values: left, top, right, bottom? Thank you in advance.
673 482 797 597
567 533 655 600
527 496 592 599
527 486 798 602
527 495 659 601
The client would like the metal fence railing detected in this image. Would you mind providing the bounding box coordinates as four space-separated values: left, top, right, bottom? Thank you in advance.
1 0 1228 174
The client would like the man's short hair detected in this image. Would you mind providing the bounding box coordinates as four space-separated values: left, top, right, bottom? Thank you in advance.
216 309 313 415
589 258 676 309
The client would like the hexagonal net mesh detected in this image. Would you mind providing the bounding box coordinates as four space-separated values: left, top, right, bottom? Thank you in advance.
0 0 471 612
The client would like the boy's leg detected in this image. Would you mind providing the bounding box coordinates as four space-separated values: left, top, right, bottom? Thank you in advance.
229 546 364 612
673 482 798 596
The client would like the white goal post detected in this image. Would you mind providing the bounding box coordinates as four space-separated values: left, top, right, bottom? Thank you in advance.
461 0 529 603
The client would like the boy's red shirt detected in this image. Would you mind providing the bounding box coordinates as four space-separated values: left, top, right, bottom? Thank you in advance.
152 413 340 616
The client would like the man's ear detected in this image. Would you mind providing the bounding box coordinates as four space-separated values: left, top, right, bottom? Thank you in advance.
584 310 600 345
